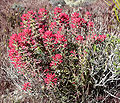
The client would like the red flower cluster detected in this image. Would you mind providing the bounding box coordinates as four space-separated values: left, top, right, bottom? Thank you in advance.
22 82 31 91
59 13 69 24
44 73 57 86
8 7 107 90
91 34 107 42
70 11 94 32
54 7 62 15
50 54 63 67
71 12 81 24
76 35 83 41
8 33 23 68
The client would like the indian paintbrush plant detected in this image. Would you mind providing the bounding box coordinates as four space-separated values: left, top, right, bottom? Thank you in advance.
8 7 120 102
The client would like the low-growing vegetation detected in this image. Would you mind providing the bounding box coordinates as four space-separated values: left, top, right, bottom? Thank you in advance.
0 0 120 103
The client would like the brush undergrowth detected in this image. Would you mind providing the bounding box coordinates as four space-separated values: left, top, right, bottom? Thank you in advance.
6 5 120 103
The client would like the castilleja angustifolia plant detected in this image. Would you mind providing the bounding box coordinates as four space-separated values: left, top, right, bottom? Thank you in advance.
8 7 108 102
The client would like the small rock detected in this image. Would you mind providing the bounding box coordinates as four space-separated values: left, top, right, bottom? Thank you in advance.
64 0 97 7
49 0 66 7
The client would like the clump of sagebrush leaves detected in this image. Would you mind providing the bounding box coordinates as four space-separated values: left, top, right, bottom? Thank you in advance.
8 6 120 102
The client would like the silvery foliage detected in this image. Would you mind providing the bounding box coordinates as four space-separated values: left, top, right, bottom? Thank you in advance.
87 35 120 102
109 43 120 73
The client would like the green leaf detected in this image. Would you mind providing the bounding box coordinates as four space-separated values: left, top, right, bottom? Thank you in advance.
113 8 120 23
104 0 112 6
118 39 120 43
72 57 78 60
115 51 119 54
119 56 120 60
113 62 117 66
113 0 120 10
93 44 96 52
117 67 120 70
116 0 120 7
85 49 89 53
